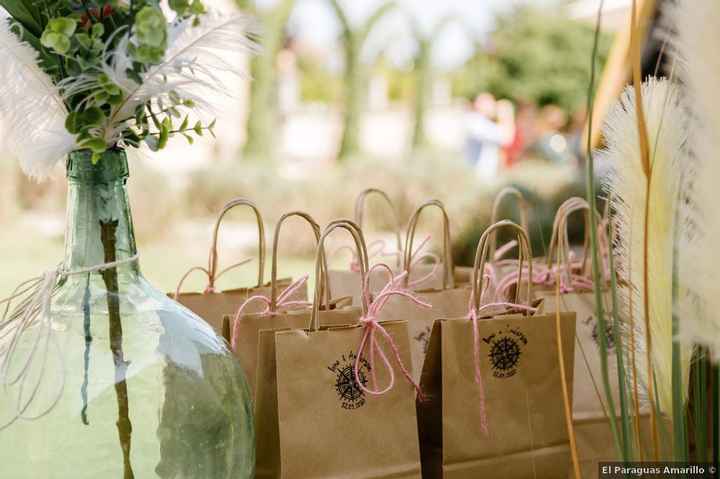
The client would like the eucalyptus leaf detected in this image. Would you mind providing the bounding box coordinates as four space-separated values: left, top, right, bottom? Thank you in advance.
81 107 105 126
47 17 76 37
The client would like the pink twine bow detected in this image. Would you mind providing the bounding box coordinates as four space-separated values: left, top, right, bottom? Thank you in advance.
354 266 430 400
468 297 538 437
230 275 311 351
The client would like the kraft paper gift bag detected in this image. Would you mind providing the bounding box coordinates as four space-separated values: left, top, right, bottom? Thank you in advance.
455 186 531 287
254 305 359 479
492 196 595 304
531 197 652 478
256 220 423 479
329 188 443 304
227 211 352 398
170 198 302 339
379 199 472 384
279 220 423 479
253 219 362 479
224 211 319 396
418 220 577 479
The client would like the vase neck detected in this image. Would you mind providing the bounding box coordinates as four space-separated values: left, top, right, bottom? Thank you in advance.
64 150 139 272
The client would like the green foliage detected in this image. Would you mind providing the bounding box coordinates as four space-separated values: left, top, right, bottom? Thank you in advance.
452 6 611 113
327 0 398 162
2 0 212 161
241 0 296 161
298 54 341 103
131 6 167 63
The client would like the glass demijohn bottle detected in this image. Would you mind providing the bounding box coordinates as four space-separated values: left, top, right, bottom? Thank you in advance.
0 149 255 478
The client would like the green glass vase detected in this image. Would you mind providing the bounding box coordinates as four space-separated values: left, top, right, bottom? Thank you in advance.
0 149 255 478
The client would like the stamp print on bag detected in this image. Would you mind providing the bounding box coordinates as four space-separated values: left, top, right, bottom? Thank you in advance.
483 327 528 379
414 326 432 354
328 351 372 410
584 314 615 350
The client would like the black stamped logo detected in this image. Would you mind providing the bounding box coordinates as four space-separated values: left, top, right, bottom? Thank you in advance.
585 314 615 350
483 327 528 378
414 325 432 354
327 351 371 410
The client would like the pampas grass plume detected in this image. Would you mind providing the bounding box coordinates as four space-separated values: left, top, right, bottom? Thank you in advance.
600 77 691 415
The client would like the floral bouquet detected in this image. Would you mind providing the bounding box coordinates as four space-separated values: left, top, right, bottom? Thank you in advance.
0 0 256 177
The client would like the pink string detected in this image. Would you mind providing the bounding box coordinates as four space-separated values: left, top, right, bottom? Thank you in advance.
230 275 311 351
468 296 538 437
492 221 612 302
173 258 254 297
336 235 441 290
336 239 398 273
405 236 442 289
354 266 431 400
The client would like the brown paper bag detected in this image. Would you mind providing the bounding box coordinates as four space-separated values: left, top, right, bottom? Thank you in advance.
224 211 319 395
534 197 651 478
254 305 360 479
419 220 577 479
169 198 301 339
379 199 472 384
257 220 423 478
329 188 444 304
227 211 354 398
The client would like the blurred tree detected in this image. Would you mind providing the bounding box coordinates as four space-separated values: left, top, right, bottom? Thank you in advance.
452 6 611 114
409 15 462 150
298 53 342 104
327 0 397 162
237 0 296 161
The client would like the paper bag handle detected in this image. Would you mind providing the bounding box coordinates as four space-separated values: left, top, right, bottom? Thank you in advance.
207 198 266 291
310 220 369 331
270 211 330 312
354 188 403 268
488 186 530 260
545 197 600 278
403 199 454 290
173 197 264 297
472 220 533 312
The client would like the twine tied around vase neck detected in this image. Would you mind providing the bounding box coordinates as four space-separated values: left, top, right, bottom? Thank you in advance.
0 255 139 431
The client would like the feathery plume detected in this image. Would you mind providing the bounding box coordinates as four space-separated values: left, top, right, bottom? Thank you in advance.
672 1 720 359
600 77 691 415
0 21 76 179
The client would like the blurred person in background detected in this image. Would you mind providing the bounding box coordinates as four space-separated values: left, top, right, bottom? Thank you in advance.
464 93 515 183
502 100 538 169
525 104 575 165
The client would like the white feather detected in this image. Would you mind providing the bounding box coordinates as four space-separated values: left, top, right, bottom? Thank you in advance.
599 78 691 415
672 1 720 360
0 21 76 179
101 12 258 145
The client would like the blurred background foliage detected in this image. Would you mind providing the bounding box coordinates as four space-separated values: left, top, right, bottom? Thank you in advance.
0 0 616 294
452 7 612 112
